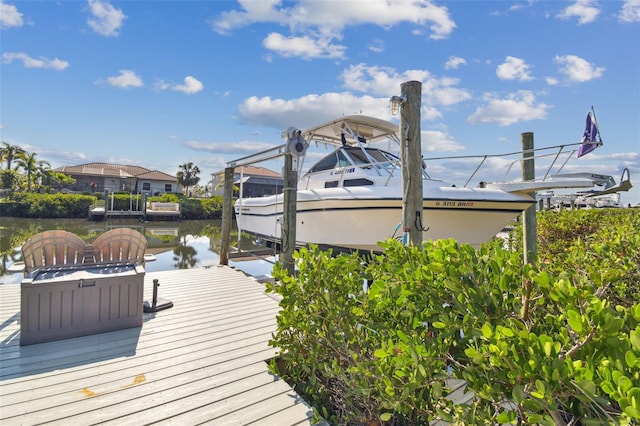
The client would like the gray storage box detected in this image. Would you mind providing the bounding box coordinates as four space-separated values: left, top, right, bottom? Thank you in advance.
20 263 144 346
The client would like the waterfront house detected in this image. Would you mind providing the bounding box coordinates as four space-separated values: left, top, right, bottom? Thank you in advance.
55 163 180 195
210 165 283 198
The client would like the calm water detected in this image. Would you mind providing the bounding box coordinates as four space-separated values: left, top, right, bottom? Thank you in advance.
0 218 277 284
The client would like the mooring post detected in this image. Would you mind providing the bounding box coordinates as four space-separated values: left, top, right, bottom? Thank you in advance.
219 166 235 266
282 153 297 275
400 80 424 247
521 132 537 264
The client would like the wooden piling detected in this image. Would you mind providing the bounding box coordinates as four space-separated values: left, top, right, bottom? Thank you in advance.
521 132 537 264
400 80 424 247
219 166 235 266
281 153 297 275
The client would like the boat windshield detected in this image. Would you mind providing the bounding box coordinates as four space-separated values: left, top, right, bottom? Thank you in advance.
308 150 352 173
345 147 398 165
307 147 399 175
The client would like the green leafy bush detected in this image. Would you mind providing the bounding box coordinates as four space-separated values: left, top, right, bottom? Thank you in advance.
509 209 640 307
179 196 224 219
269 209 640 425
0 192 95 218
0 192 226 220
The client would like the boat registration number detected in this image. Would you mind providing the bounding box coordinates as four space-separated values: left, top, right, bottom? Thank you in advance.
435 201 474 207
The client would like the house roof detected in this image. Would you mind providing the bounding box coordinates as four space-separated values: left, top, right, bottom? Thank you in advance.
56 163 175 182
211 165 282 178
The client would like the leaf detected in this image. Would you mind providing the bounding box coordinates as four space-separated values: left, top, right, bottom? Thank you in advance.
523 398 543 411
577 379 597 397
631 328 640 352
496 410 516 423
567 310 583 333
530 391 544 399
481 322 493 339
618 375 633 393
417 364 426 379
432 321 446 329
629 388 640 409
624 406 640 419
380 412 393 422
374 348 387 358
464 347 478 358
512 384 525 403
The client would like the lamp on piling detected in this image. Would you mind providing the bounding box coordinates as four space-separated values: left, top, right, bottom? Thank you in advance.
389 95 406 116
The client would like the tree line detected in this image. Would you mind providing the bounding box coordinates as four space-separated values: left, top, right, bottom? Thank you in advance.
2 141 205 197
0 141 74 193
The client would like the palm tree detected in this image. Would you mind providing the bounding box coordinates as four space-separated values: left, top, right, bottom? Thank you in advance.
34 160 51 190
49 171 76 192
15 151 39 191
0 142 25 170
176 162 200 197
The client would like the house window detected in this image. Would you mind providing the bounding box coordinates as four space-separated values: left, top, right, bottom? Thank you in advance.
142 183 151 191
165 184 172 192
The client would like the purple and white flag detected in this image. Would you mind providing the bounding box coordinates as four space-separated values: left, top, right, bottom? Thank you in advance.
577 111 600 157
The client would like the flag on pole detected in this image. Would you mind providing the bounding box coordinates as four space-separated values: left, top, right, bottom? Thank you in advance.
577 110 601 157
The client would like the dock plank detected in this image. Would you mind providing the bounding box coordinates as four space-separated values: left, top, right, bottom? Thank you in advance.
0 266 314 425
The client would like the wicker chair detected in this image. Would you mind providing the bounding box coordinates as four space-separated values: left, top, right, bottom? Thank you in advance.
91 228 148 265
21 230 87 274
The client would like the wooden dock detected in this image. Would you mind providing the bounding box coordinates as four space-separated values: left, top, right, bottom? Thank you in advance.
0 267 315 425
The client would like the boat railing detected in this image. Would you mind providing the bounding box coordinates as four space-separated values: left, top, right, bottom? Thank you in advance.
423 143 582 188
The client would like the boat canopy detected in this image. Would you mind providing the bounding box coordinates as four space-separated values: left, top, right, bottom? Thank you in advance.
302 115 400 147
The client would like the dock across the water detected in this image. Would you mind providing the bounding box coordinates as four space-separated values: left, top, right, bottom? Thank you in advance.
89 201 181 220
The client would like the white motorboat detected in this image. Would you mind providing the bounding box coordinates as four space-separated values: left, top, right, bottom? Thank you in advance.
233 114 632 252
234 115 538 252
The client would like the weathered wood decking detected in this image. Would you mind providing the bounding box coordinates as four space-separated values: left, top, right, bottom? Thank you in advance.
0 267 315 425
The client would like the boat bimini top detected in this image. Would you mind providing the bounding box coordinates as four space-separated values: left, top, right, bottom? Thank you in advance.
301 115 400 147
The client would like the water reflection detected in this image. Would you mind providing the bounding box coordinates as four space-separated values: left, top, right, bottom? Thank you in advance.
0 218 277 282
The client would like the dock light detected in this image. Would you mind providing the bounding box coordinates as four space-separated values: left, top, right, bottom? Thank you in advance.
389 95 406 116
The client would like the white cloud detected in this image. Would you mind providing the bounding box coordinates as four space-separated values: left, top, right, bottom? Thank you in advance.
556 0 600 25
211 0 456 59
422 129 465 152
238 92 394 130
19 144 87 165
496 56 534 81
263 32 346 59
184 140 276 155
444 56 466 70
340 63 471 107
87 0 126 37
619 0 640 23
212 0 455 36
153 79 170 91
172 76 204 94
554 54 605 82
0 2 23 29
2 52 69 70
368 39 385 53
106 69 143 88
467 90 549 126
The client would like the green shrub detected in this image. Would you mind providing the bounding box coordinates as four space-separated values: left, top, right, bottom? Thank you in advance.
0 192 95 218
0 192 226 220
509 209 640 307
175 196 224 220
269 209 640 425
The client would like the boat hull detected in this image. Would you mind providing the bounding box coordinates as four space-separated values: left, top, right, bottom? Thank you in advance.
235 186 534 252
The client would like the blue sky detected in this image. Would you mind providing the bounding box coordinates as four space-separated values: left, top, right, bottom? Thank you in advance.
1 0 639 205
